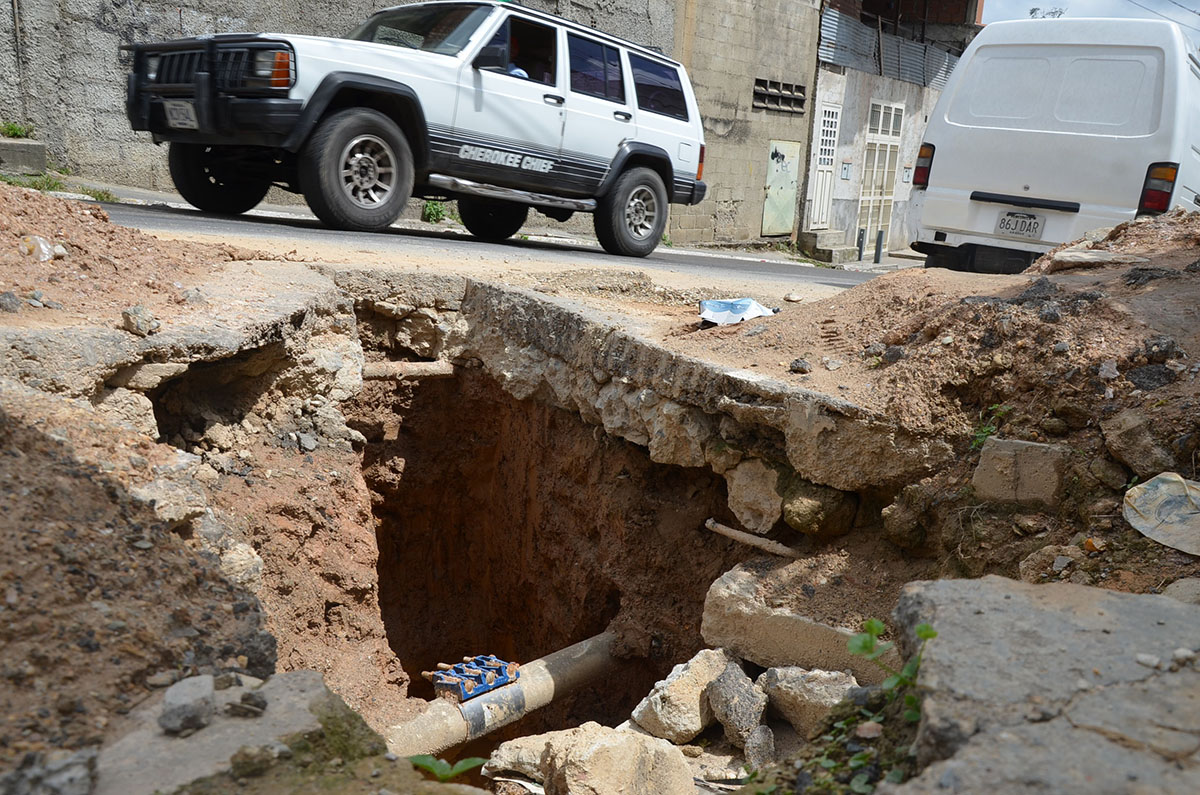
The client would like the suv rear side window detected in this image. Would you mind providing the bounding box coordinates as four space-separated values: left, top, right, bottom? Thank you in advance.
568 35 625 103
628 54 687 121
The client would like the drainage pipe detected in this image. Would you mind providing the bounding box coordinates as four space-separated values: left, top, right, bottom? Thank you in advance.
386 631 617 756
362 360 456 380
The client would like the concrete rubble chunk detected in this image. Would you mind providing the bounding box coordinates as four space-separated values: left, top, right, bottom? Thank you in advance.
723 458 781 534
971 437 1069 508
108 362 189 390
757 667 858 737
130 478 207 529
705 662 768 748
743 724 776 771
158 674 215 734
1101 408 1175 480
486 721 693 795
631 648 731 743
1017 544 1085 584
888 575 1200 793
702 560 898 684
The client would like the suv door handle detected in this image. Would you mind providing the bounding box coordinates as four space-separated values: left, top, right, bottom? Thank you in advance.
613 111 632 122
543 94 564 105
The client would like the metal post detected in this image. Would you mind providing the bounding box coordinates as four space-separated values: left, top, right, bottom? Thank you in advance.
856 228 866 260
874 230 884 264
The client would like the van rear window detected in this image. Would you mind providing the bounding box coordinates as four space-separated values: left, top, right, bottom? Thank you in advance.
947 45 1163 137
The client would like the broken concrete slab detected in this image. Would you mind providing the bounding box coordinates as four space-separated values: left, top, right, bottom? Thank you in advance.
701 560 899 684
0 138 47 174
971 437 1069 508
97 671 370 795
486 721 693 795
889 575 1200 792
630 647 731 743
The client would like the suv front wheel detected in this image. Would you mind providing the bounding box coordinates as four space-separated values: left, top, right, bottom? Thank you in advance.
457 198 529 242
594 167 668 257
299 108 414 232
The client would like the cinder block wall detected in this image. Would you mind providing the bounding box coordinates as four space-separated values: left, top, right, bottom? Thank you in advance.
669 0 821 244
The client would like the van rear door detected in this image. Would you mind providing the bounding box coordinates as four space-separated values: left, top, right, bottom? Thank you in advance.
922 33 1175 250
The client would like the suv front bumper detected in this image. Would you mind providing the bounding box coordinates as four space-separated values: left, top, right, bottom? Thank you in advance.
125 37 302 148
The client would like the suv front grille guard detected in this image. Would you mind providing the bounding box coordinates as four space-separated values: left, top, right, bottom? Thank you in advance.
123 37 290 132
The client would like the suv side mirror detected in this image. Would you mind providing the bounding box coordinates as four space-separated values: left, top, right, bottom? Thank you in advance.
473 44 507 71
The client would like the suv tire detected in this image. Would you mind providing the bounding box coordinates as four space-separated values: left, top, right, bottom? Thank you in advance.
458 198 529 241
168 143 270 215
594 167 668 257
299 108 414 232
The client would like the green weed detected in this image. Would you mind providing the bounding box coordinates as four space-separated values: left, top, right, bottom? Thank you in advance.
848 618 937 722
970 403 1013 450
0 173 66 192
408 755 487 782
80 187 118 203
0 121 34 138
421 199 446 223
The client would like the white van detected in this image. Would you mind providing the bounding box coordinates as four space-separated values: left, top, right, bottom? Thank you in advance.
911 18 1200 273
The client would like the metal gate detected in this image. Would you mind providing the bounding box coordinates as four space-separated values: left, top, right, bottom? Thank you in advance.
762 140 802 236
810 103 840 230
856 101 903 247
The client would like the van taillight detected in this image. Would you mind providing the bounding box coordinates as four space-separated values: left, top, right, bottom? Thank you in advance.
914 143 934 187
697 145 705 181
1138 162 1178 214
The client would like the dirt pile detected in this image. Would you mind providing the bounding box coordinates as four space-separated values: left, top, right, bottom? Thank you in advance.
0 384 274 768
0 185 295 329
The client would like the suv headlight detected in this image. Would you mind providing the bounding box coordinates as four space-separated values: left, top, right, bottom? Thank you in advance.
247 49 294 89
144 54 160 82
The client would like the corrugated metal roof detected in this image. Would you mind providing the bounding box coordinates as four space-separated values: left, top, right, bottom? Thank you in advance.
819 8 958 89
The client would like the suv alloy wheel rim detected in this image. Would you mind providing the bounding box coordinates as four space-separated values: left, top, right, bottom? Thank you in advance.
339 134 396 209
624 186 658 240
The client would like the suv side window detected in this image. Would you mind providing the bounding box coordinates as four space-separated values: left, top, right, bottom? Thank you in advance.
628 53 688 121
485 15 558 85
567 34 625 103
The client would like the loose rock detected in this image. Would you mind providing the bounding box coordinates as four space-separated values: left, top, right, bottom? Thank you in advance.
121 305 161 336
743 724 775 771
705 662 768 748
0 291 21 313
757 667 858 737
630 648 731 743
158 674 215 734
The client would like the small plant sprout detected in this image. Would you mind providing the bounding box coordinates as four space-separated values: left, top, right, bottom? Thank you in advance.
407 754 487 782
970 403 1013 450
848 619 937 722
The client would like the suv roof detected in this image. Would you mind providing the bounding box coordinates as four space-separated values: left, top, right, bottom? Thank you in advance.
373 1 684 67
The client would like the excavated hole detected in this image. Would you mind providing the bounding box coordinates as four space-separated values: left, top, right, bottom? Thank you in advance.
345 367 755 738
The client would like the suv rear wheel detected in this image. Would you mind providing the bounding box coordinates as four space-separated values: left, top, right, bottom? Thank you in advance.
458 198 529 242
299 108 414 232
594 167 668 257
168 143 271 215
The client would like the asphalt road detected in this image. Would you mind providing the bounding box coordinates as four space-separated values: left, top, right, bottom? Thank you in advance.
103 201 876 289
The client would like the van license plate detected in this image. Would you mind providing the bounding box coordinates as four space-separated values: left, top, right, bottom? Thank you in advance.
163 100 199 130
994 211 1044 240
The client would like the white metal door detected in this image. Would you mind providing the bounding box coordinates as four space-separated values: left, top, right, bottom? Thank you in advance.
810 103 840 229
762 140 802 236
857 101 903 246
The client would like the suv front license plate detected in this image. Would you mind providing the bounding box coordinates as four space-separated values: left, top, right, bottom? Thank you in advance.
163 100 199 130
994 210 1044 240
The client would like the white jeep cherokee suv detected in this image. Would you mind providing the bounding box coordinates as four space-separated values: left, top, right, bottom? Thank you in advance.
124 1 708 256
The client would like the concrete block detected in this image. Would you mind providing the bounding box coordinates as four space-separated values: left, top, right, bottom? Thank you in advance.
701 562 899 684
971 437 1069 508
631 648 731 743
0 138 47 174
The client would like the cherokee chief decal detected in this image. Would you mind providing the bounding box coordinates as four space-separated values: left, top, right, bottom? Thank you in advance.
457 144 555 173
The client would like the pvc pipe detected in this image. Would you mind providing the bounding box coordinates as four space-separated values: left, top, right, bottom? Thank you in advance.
705 518 800 558
362 360 456 380
386 631 617 756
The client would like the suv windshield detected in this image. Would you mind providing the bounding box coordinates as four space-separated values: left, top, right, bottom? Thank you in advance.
348 3 494 56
